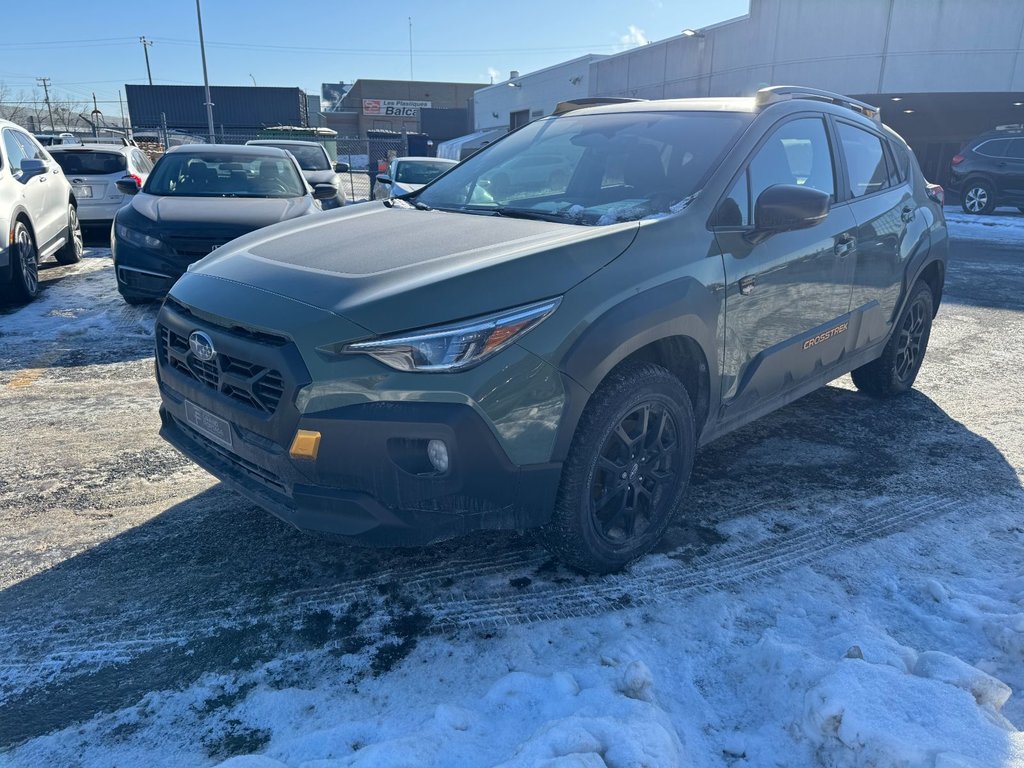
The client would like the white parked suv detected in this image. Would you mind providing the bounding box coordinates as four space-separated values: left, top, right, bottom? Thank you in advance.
1 119 83 303
49 144 154 226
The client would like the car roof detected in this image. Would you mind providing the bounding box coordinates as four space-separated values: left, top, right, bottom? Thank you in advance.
49 144 133 154
165 144 292 157
246 139 324 147
394 156 458 162
557 96 757 119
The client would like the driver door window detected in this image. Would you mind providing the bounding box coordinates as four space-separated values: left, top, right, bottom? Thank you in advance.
749 117 835 221
3 130 30 180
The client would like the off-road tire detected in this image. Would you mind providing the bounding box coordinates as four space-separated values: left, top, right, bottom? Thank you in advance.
541 362 696 574
851 281 934 398
55 205 84 265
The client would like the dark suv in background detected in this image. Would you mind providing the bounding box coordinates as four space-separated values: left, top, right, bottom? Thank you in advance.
157 86 947 573
949 125 1024 214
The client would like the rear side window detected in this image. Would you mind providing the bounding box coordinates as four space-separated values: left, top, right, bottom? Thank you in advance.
1005 139 1024 160
52 151 128 175
836 123 889 198
974 138 1009 158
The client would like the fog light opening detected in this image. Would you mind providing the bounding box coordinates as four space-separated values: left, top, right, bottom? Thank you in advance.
427 439 450 473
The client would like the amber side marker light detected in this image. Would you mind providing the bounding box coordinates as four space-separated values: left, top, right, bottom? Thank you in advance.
289 430 321 460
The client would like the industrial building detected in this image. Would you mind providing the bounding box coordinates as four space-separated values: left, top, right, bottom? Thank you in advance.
472 0 1024 185
320 79 486 142
125 84 310 140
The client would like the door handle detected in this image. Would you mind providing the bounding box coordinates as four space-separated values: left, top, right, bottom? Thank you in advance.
834 235 854 258
738 275 755 295
901 206 915 223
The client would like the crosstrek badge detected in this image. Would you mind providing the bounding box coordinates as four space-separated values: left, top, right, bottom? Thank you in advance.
803 322 849 350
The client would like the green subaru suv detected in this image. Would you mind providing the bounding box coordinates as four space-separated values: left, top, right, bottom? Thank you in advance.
157 87 947 573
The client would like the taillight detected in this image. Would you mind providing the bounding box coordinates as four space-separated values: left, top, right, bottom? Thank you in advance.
951 154 965 166
124 174 143 186
926 183 944 206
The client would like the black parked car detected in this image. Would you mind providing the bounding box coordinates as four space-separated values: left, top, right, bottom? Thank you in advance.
112 144 337 304
949 125 1024 214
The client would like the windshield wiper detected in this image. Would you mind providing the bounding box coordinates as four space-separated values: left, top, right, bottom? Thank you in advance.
460 205 572 223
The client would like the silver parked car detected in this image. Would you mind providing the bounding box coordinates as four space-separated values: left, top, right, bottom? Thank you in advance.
246 139 348 209
373 156 458 200
1 120 83 303
49 144 154 226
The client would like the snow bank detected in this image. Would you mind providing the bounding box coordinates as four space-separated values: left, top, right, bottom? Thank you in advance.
944 208 1024 244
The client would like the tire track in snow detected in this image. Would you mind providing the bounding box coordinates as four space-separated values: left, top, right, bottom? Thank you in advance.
0 491 982 696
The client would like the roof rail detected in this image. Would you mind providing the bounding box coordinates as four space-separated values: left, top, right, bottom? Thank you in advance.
553 97 645 115
995 123 1024 131
755 85 881 123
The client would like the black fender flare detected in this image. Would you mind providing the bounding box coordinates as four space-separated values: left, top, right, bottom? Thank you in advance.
551 276 721 461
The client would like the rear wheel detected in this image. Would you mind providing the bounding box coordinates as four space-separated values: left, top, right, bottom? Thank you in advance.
4 220 40 303
851 281 934 398
541 362 696 574
961 179 996 214
55 204 84 265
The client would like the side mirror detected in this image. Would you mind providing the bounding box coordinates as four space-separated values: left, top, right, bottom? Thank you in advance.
753 184 829 236
116 178 140 195
313 183 338 201
334 161 350 173
20 158 48 177
375 174 392 185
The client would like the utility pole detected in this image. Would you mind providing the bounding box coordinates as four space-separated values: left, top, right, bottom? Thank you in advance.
139 37 154 86
36 77 55 132
408 17 414 81
195 0 216 142
91 93 101 138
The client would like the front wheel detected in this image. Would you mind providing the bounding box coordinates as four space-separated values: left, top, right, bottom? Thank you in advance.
540 362 696 574
4 220 40 303
55 204 84 265
851 281 934 398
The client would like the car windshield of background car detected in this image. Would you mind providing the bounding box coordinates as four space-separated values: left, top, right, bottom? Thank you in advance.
145 153 307 198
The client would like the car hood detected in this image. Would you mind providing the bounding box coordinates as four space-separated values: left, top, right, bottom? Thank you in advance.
131 192 314 227
301 170 338 186
392 182 423 195
184 202 639 334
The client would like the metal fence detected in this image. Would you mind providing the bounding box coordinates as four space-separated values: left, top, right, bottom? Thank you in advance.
130 128 411 203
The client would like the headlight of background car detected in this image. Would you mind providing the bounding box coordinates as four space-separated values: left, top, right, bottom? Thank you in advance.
115 222 162 249
328 298 561 372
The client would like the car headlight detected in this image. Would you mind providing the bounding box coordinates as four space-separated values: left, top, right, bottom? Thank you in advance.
329 298 561 372
115 222 162 249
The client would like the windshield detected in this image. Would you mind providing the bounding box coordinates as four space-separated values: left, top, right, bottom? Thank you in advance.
51 150 126 175
144 152 307 198
416 111 750 225
394 160 455 184
260 143 330 171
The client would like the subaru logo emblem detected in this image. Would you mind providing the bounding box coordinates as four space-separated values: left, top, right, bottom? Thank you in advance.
188 331 216 362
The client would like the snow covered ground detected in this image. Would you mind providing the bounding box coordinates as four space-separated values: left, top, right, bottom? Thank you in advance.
1 214 1023 767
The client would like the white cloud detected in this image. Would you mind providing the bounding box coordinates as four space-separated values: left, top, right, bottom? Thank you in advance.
620 25 648 47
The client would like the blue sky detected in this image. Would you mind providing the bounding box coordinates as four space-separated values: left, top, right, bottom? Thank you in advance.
0 0 748 110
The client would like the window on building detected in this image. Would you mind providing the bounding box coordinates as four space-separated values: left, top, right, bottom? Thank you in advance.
510 109 530 130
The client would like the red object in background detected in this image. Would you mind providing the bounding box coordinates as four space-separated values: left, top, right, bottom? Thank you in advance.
951 154 965 166
926 183 944 205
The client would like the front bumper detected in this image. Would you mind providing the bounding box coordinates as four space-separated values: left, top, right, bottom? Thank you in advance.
155 304 562 546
